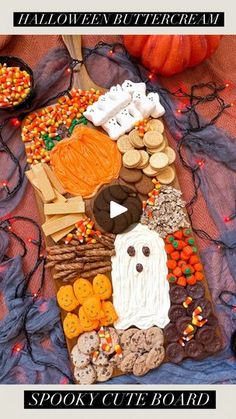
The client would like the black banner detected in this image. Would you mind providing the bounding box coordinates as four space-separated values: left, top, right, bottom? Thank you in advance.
13 12 224 27
24 390 216 409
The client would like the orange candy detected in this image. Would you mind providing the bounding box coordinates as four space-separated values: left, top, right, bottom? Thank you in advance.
165 244 174 254
167 259 177 270
186 275 196 285
194 263 203 272
173 266 182 277
170 251 180 261
195 272 204 281
189 255 199 265
183 245 194 257
177 276 187 286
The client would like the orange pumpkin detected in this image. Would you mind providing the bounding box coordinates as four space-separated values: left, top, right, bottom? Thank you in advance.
123 35 222 77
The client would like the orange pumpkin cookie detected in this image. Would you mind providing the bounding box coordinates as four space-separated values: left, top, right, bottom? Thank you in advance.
73 277 93 305
50 125 122 198
93 274 112 300
79 306 99 331
83 295 104 321
57 285 79 312
100 301 118 326
63 313 83 339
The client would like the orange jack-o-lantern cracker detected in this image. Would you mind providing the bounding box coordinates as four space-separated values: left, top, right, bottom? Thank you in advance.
93 274 112 300
100 301 118 326
73 277 94 305
79 306 99 331
57 285 79 312
63 313 83 339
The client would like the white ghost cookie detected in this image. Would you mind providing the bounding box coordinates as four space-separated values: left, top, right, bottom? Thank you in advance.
83 104 107 126
102 117 124 140
147 92 165 118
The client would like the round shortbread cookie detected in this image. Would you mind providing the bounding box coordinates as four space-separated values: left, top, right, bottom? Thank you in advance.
117 135 134 154
164 146 176 164
123 150 142 168
128 129 144 149
136 150 149 169
74 364 96 384
143 131 163 148
156 166 175 185
71 345 90 369
149 152 169 170
142 164 159 177
147 119 164 134
147 141 166 154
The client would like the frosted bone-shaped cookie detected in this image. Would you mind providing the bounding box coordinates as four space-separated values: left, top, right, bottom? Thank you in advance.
83 104 107 126
132 92 155 118
147 92 165 118
121 80 146 96
102 117 125 140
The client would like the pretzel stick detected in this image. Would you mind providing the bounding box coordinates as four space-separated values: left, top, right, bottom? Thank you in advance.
54 262 84 271
45 261 56 269
47 246 77 255
81 266 112 278
75 243 106 252
94 235 114 250
47 252 76 261
53 270 78 280
61 272 79 282
103 232 116 240
74 256 111 263
76 249 115 257
82 260 111 272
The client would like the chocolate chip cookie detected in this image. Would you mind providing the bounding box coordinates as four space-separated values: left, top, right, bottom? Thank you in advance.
77 331 99 355
74 364 96 384
133 354 150 376
146 345 165 369
71 345 90 368
95 364 114 382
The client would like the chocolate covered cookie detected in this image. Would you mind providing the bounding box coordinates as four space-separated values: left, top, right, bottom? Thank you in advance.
186 282 205 300
168 305 186 322
195 326 216 345
169 285 187 304
176 316 195 335
203 336 222 354
119 166 142 183
134 175 154 196
187 298 212 318
163 323 179 343
185 339 204 359
166 342 185 364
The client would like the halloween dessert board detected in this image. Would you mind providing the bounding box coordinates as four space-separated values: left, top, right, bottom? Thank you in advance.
21 76 222 384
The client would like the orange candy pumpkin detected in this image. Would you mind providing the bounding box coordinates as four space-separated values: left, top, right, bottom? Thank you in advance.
123 35 222 77
50 125 121 198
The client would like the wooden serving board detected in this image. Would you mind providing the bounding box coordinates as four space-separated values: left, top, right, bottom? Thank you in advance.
25 35 221 383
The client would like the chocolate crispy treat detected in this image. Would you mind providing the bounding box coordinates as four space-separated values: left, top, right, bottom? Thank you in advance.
163 323 179 343
184 340 204 359
166 342 185 364
186 282 205 299
195 326 216 345
168 305 186 322
169 285 187 304
176 316 195 335
187 298 212 318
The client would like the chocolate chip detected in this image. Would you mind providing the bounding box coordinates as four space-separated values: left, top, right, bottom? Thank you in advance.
136 263 143 272
142 246 150 256
127 246 135 256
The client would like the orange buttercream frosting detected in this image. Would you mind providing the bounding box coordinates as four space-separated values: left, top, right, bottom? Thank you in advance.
50 125 121 198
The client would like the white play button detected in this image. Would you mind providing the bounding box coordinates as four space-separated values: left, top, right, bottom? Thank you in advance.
110 201 128 219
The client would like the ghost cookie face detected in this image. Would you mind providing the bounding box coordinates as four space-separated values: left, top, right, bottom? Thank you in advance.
73 278 93 305
57 285 79 312
79 306 100 331
63 313 83 339
100 301 118 326
83 295 104 321
93 274 112 300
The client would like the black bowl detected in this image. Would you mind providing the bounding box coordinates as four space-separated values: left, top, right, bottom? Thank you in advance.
0 55 34 111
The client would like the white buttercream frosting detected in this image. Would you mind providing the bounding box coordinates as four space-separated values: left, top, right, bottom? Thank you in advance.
111 224 170 329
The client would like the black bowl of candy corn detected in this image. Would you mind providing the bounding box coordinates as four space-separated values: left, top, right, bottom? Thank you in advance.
0 56 34 111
